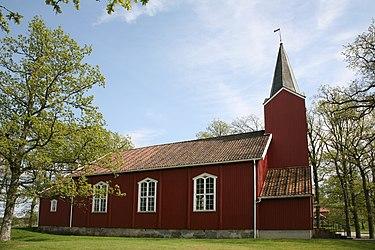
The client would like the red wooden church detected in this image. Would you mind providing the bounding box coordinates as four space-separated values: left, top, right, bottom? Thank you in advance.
39 43 313 239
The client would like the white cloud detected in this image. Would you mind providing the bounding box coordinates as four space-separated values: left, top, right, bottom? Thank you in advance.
95 0 363 130
95 0 176 25
127 128 165 147
215 82 252 116
332 29 358 44
180 0 272 73
168 1 318 120
317 0 348 30
173 0 363 118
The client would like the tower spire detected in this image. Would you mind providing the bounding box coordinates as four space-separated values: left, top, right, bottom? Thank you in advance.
269 43 300 98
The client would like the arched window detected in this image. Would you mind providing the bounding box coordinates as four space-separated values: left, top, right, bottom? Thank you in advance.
137 178 158 212
50 199 58 212
193 173 217 212
92 181 108 213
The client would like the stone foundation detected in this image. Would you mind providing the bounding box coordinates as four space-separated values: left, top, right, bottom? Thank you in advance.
257 230 312 239
38 226 253 238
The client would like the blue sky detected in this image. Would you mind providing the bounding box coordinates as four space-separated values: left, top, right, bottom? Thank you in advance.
4 0 375 147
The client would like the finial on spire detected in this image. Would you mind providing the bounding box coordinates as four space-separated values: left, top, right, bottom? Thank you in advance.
274 28 282 43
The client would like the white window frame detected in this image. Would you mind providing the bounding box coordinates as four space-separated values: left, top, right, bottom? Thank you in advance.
92 181 108 213
193 173 217 212
137 177 158 213
50 199 58 212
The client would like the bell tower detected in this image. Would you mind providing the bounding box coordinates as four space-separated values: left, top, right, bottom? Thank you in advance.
264 43 309 168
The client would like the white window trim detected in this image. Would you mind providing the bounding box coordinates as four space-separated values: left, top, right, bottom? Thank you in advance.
137 177 158 213
50 199 58 212
91 181 108 213
193 173 217 212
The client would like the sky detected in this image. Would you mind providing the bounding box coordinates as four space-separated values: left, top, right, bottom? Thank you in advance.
3 0 375 147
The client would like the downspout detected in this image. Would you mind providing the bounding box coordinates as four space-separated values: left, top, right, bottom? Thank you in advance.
69 197 73 228
253 159 257 239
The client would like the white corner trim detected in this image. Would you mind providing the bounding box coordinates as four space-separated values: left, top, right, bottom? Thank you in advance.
263 87 305 106
261 134 272 159
69 197 73 227
253 159 257 239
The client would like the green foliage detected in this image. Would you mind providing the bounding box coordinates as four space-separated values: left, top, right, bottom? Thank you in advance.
0 17 132 240
311 86 375 237
309 20 375 233
196 119 232 139
0 17 106 169
0 0 149 33
105 0 149 14
0 5 22 33
196 115 263 139
326 20 375 116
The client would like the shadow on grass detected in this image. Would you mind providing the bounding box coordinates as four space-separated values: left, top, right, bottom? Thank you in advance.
6 228 375 250
11 227 54 242
14 227 39 232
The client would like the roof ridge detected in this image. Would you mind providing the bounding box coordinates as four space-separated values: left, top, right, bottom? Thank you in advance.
124 130 268 152
269 165 309 170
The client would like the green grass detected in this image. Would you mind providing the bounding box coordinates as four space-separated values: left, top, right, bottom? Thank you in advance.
1 228 374 250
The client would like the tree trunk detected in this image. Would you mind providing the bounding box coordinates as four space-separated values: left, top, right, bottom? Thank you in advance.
349 186 361 238
28 197 37 228
348 165 361 238
313 165 321 228
0 170 20 241
335 163 351 237
358 167 374 239
342 188 352 237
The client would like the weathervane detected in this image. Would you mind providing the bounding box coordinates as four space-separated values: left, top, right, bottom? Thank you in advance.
274 28 282 43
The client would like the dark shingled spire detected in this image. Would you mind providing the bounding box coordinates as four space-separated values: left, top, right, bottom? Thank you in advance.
270 43 300 97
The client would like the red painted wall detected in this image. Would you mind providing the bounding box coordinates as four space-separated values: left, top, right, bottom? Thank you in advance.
257 157 268 197
258 197 313 230
39 198 70 227
39 161 255 230
264 89 309 168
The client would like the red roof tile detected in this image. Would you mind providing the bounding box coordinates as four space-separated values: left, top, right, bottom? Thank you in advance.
85 130 271 175
261 166 312 198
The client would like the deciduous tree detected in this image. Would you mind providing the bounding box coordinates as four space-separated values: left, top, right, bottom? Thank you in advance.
327 20 375 116
196 119 232 139
0 0 149 32
307 108 327 229
196 115 263 139
0 17 124 241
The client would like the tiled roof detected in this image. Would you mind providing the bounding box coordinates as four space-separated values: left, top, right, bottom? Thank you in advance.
261 166 312 198
85 130 271 175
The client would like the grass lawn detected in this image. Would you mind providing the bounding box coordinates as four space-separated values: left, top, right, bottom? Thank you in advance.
1 228 374 250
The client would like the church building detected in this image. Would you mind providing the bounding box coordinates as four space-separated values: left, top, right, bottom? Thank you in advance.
38 43 313 239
